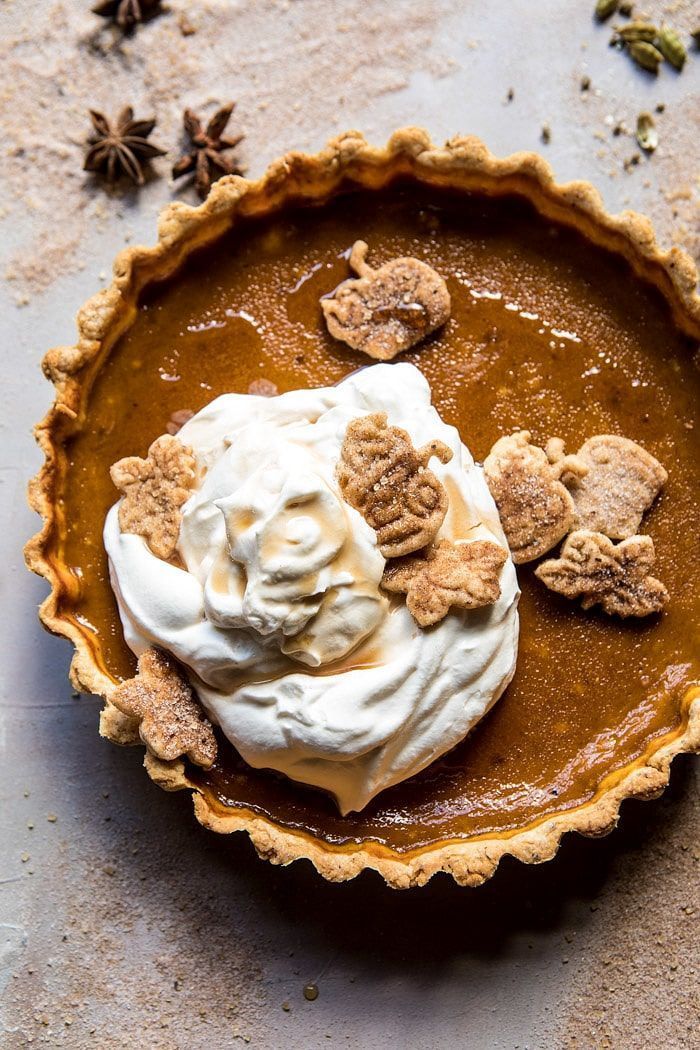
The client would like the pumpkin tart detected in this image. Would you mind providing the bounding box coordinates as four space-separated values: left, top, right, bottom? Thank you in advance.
26 129 700 888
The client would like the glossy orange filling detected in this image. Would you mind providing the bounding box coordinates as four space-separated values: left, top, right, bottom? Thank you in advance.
54 185 699 850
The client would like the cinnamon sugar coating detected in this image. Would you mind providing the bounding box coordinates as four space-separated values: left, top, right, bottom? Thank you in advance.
111 648 217 767
382 538 507 626
110 434 196 559
321 240 451 360
483 431 587 564
338 412 453 558
567 434 667 539
535 530 669 618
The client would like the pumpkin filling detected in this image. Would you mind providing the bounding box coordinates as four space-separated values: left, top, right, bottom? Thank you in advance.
51 184 699 851
104 363 519 816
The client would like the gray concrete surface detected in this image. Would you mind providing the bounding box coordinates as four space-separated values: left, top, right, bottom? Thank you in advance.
1 1 698 1047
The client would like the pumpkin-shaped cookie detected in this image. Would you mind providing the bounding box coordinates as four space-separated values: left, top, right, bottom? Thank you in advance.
322 240 451 360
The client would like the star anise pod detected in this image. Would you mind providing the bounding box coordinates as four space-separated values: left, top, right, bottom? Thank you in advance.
92 0 163 31
172 103 245 199
84 106 167 185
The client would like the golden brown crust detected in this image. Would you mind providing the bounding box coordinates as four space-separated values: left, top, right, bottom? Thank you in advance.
338 411 453 558
381 538 507 626
25 127 700 888
321 239 451 359
147 684 700 889
99 699 141 746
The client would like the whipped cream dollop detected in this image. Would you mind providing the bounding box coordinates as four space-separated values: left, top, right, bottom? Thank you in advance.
104 363 520 814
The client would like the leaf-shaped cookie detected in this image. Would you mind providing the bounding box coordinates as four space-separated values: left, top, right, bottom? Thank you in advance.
382 538 507 626
111 648 217 767
110 434 196 559
338 412 453 558
321 240 451 360
535 530 669 617
566 435 667 539
483 431 587 563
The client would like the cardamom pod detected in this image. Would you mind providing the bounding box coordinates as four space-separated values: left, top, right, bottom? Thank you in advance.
629 41 664 72
618 1 633 14
656 25 686 70
692 28 700 48
635 112 658 152
616 21 657 43
595 0 618 21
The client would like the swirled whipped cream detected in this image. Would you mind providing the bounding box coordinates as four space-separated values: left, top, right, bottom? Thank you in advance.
105 363 520 814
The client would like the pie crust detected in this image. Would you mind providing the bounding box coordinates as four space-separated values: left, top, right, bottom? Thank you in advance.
25 128 700 888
